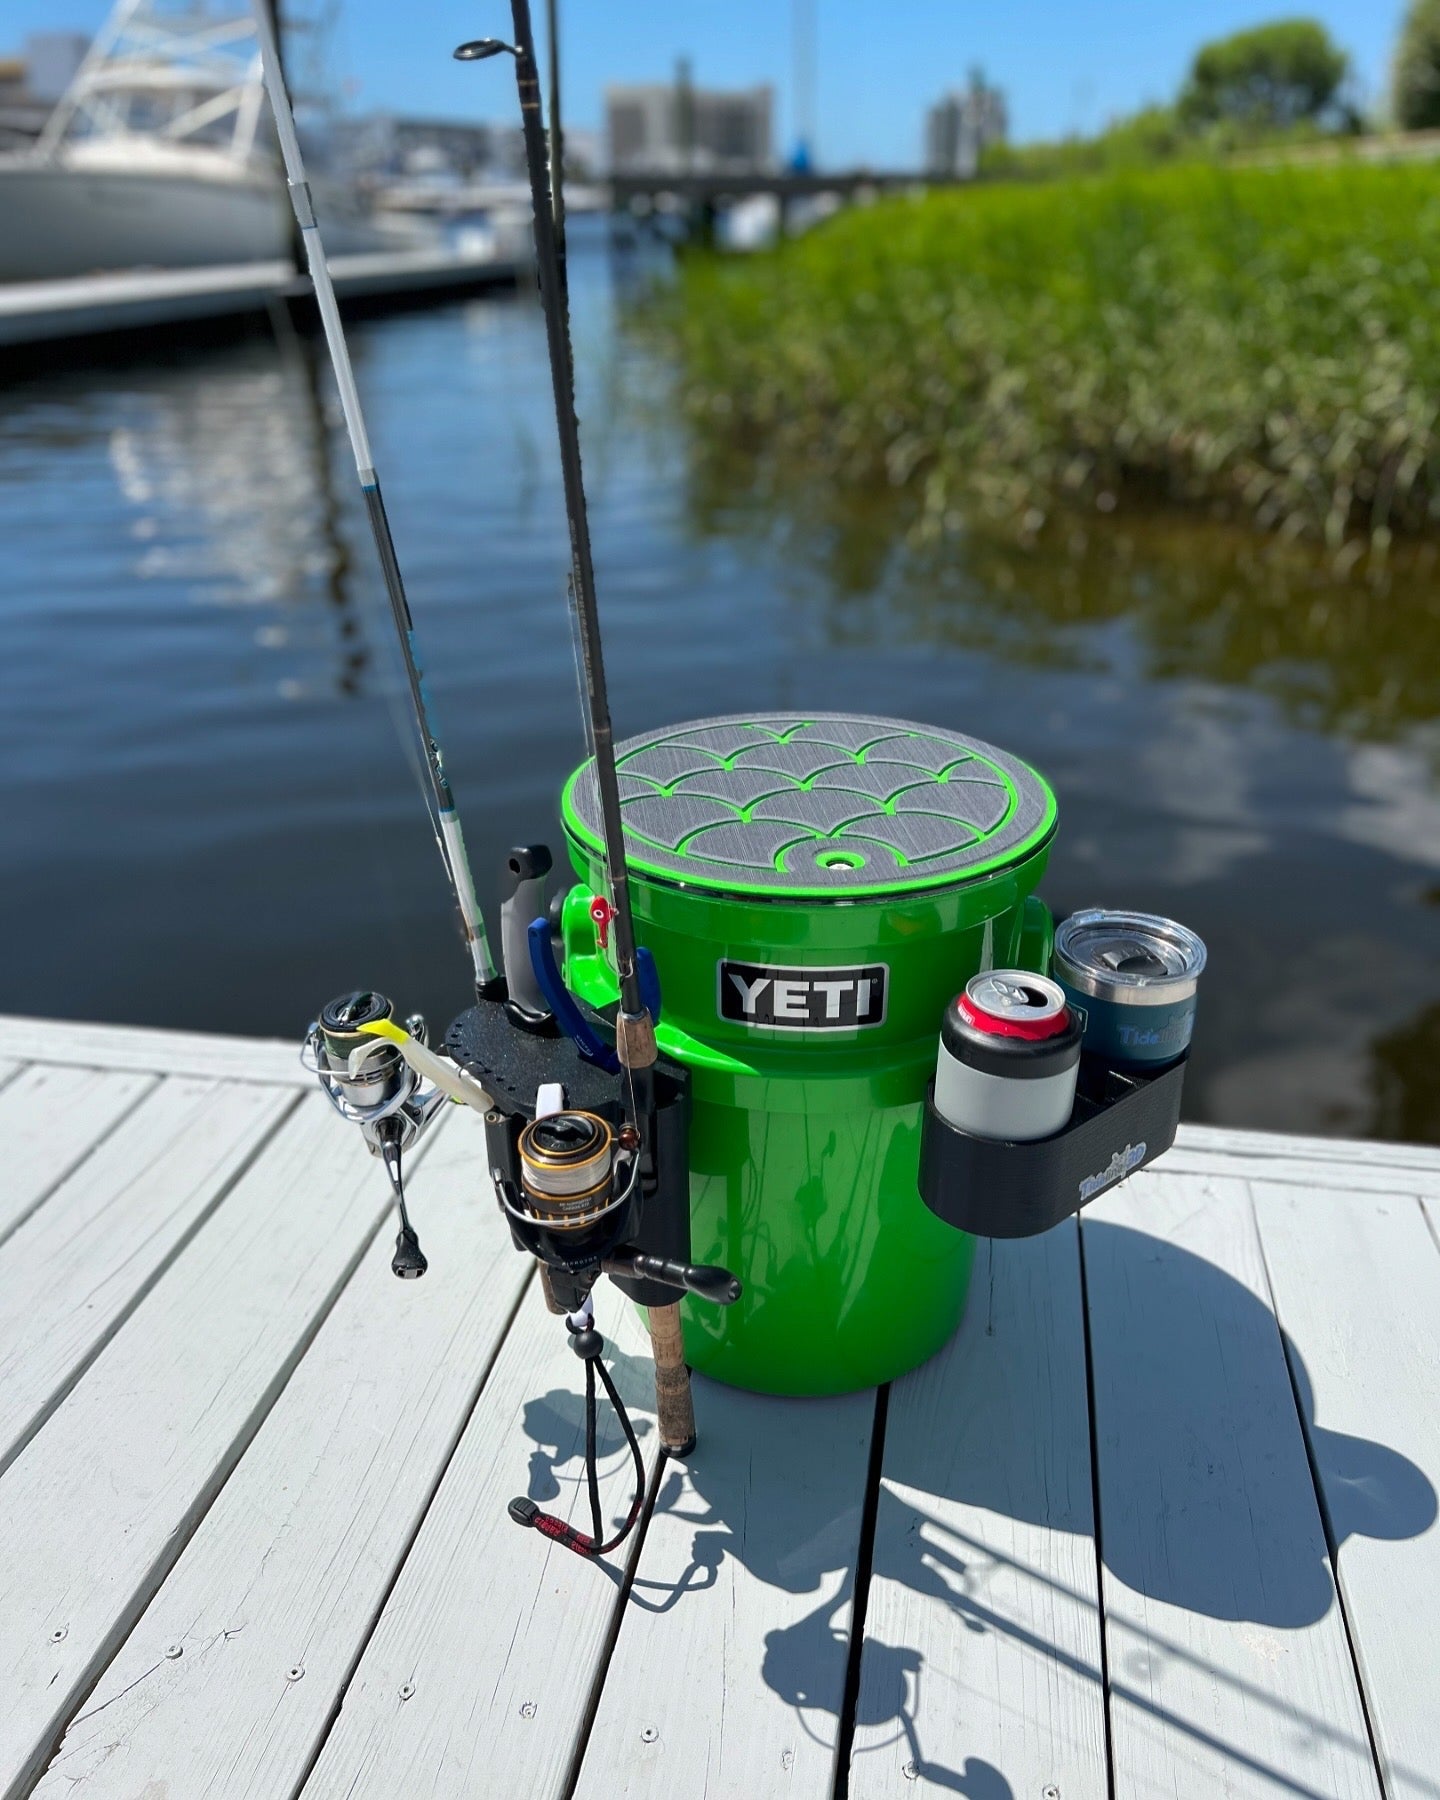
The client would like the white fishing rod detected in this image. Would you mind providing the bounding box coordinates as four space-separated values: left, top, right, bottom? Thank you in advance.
250 0 497 994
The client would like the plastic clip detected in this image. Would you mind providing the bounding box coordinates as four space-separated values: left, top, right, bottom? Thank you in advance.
527 917 620 1073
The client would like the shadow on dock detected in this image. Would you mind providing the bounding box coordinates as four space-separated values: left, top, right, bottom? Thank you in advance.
544 1223 1436 1797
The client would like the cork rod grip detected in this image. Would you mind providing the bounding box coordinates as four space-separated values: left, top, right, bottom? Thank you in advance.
646 1301 696 1455
537 1262 568 1315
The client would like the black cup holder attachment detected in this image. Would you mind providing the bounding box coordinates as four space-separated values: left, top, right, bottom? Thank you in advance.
918 1056 1188 1239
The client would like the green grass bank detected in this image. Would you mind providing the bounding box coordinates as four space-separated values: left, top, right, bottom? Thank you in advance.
656 161 1440 548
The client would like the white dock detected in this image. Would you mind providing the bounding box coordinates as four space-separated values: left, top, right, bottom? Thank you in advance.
0 1011 1435 1800
0 249 524 349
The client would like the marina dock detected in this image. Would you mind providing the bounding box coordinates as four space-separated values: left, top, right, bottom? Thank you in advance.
0 1011 1435 1799
0 248 525 351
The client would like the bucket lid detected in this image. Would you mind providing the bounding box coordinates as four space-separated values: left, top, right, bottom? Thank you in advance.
1053 909 1207 1004
562 712 1056 901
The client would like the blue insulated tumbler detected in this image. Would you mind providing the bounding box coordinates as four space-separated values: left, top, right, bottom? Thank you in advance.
1052 910 1206 1071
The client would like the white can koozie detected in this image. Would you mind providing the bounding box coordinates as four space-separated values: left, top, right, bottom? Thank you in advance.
934 971 1082 1143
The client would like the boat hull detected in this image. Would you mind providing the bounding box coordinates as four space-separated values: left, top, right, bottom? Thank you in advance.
0 160 405 282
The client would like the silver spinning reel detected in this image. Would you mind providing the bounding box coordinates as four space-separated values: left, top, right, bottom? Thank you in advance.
302 989 448 1157
302 990 451 1278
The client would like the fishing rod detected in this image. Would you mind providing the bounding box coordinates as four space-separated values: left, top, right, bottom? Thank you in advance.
275 0 740 1564
545 0 566 268
455 0 696 1463
456 4 650 1055
250 0 497 999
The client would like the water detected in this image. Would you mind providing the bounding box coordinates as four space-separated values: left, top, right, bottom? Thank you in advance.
2 230 1438 1142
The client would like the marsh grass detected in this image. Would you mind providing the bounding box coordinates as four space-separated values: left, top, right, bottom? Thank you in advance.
655 160 1440 549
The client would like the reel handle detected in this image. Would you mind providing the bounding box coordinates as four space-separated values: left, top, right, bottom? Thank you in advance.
392 1221 428 1279
604 1251 742 1306
378 1121 428 1279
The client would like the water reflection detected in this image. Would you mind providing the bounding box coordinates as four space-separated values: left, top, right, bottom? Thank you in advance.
679 459 1440 745
1368 999 1440 1144
94 325 373 696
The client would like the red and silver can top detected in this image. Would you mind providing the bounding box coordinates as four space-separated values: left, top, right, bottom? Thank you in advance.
940 969 1082 1092
958 971 1072 1041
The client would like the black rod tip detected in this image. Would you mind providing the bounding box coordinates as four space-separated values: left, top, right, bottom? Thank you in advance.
454 38 516 60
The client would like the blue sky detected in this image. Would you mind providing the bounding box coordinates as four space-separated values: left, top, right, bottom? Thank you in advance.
7 1 1410 165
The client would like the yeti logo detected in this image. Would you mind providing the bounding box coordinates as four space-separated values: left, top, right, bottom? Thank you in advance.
718 960 888 1030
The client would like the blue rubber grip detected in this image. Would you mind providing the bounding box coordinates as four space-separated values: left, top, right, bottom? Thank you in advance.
636 946 662 1025
527 917 620 1073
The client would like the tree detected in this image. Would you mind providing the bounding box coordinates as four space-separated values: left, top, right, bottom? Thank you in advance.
1178 19 1349 129
1394 0 1440 130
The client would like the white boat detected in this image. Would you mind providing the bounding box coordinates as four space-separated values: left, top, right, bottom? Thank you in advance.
0 0 422 283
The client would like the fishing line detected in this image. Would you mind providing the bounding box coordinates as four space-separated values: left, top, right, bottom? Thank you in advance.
251 0 497 992
565 575 596 762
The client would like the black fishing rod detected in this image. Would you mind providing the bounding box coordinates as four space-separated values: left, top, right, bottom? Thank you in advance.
251 0 497 997
545 0 566 268
456 6 698 1460
275 0 725 1499
456 4 655 1074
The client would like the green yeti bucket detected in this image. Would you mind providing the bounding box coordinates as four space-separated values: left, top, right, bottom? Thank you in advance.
560 712 1058 1396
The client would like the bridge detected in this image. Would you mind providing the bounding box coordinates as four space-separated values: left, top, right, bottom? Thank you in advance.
606 167 968 206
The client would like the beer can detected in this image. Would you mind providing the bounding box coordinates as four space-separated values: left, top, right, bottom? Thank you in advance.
934 971 1082 1142
1052 909 1207 1070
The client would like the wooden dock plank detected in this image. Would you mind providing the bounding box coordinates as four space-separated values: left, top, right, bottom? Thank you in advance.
34 1112 533 1800
1166 1144 1440 1200
0 1015 306 1087
1083 1170 1381 1800
0 1093 404 1798
0 1063 156 1246
1177 1123 1439 1171
575 1382 875 1800
0 1003 1435 1800
849 1229 1109 1800
0 1076 295 1475
300 1283 661 1800
1173 1125 1440 1192
1252 1179 1440 1800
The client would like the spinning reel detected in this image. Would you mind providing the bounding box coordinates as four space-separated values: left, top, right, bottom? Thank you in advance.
490 1089 741 1314
304 991 444 1148
303 989 489 1280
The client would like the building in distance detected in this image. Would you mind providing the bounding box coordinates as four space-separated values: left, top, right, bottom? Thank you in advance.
606 64 773 175
925 72 1007 178
333 114 600 183
0 31 89 150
